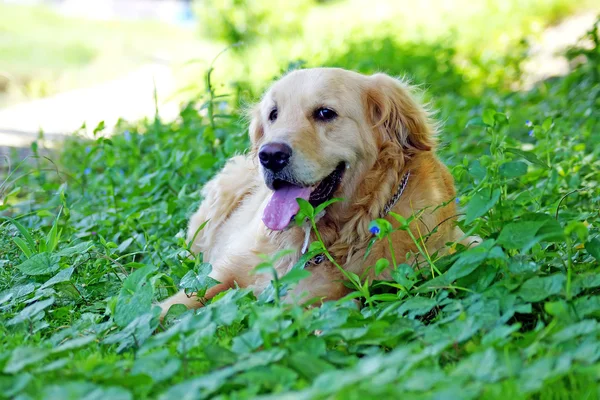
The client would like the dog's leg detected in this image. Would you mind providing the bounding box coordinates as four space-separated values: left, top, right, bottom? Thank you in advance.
159 279 233 320
453 227 482 248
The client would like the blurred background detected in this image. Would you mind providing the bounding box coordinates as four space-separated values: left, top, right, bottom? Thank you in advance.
0 0 598 151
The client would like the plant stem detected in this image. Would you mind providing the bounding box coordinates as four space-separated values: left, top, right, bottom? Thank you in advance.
405 227 441 277
387 236 397 270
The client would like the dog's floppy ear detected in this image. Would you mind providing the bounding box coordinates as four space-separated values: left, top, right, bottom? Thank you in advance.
366 73 436 152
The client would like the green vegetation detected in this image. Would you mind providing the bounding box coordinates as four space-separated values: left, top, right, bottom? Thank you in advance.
1 2 600 399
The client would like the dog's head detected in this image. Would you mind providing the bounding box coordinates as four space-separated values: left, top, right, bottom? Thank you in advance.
249 68 436 231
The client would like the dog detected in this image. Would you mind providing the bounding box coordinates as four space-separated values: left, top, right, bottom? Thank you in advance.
160 68 476 318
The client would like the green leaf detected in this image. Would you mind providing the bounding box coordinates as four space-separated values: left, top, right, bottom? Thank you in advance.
2 217 36 251
391 263 417 290
482 323 521 346
552 320 599 342
542 117 553 131
446 240 501 281
51 336 96 354
314 197 343 216
45 208 62 253
202 344 238 368
12 237 33 258
0 283 35 306
41 267 74 290
17 252 59 276
105 313 157 352
287 352 335 380
0 373 32 398
585 238 600 261
497 220 547 250
231 329 263 353
375 258 390 275
465 116 486 128
93 120 105 135
388 213 409 230
468 159 487 180
574 296 600 318
3 347 49 374
114 265 157 328
158 368 233 400
493 112 508 125
308 241 324 252
179 262 219 296
116 238 134 254
279 268 311 286
565 221 589 242
44 382 132 400
197 153 219 169
56 241 94 258
0 292 12 306
296 198 314 219
132 350 181 383
482 109 496 126
465 188 501 224
499 161 528 178
397 296 436 318
505 148 549 168
7 297 55 326
518 274 565 302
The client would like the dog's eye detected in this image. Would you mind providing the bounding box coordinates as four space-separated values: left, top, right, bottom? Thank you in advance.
314 107 337 122
268 108 278 122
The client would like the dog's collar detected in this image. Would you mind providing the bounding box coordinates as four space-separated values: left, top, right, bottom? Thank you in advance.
304 171 410 267
381 171 411 217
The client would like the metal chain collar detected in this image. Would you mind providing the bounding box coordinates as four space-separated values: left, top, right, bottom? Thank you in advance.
305 171 411 267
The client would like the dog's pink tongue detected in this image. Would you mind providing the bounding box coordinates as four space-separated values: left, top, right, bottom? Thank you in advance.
262 185 312 231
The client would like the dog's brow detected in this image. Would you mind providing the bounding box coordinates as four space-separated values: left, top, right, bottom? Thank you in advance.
311 100 340 112
264 99 277 114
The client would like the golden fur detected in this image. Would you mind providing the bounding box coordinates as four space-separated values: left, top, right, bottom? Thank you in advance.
160 68 476 317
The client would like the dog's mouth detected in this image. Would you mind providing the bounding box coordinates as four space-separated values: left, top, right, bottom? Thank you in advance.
262 162 346 231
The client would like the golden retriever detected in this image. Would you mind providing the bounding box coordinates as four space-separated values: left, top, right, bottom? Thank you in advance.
160 68 475 317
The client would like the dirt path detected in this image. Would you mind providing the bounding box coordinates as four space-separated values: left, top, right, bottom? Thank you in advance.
0 63 179 155
522 12 598 88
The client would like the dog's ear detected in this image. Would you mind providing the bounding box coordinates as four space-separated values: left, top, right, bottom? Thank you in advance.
248 104 264 151
366 73 436 152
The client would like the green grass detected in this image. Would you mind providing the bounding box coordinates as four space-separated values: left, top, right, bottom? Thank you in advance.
1 4 600 400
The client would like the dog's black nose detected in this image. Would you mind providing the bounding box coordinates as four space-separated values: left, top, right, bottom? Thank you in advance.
258 142 292 172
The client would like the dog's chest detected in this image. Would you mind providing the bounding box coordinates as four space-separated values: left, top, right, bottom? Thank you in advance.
205 188 280 279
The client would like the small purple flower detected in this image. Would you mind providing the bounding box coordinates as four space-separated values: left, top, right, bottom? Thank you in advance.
85 146 92 154
84 168 91 175
528 129 534 137
525 120 532 127
123 130 131 142
91 231 97 236
369 225 380 235
455 197 460 204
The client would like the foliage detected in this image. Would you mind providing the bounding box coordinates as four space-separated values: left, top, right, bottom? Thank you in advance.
1 10 600 400
198 0 598 103
193 0 315 45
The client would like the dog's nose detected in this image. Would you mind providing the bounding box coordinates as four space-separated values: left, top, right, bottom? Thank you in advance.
258 142 292 172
